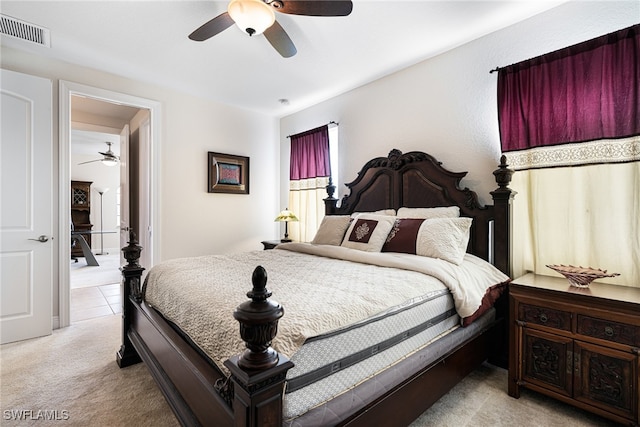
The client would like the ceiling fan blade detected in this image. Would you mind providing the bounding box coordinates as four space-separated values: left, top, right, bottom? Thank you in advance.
78 159 103 165
98 151 119 159
276 0 353 17
189 12 235 41
264 20 297 58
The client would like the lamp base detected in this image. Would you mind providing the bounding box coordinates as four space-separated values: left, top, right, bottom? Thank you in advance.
280 238 292 243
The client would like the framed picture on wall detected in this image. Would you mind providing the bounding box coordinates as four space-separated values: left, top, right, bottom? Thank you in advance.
208 152 250 194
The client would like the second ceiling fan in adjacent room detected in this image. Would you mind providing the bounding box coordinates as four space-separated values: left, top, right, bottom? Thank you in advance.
78 141 119 167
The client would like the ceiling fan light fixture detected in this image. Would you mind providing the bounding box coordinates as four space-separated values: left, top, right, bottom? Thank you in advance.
101 158 118 167
228 0 275 36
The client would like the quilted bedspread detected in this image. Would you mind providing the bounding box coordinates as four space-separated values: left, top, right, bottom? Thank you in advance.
143 243 508 372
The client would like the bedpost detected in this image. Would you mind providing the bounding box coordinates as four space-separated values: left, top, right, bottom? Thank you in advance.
224 266 294 427
490 155 515 277
116 230 144 368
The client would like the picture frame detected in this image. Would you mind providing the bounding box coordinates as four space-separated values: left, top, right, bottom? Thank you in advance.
208 152 250 194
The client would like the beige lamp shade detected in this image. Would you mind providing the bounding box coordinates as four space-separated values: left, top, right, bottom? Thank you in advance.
274 208 299 222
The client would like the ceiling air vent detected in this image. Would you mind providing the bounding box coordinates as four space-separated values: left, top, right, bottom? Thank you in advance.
0 14 50 47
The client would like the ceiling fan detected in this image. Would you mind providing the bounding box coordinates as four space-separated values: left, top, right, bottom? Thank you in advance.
78 142 119 167
188 0 353 58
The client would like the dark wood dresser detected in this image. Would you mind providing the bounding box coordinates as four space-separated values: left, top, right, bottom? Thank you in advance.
508 273 640 426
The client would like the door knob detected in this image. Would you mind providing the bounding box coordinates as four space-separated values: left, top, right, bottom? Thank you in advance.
28 235 49 243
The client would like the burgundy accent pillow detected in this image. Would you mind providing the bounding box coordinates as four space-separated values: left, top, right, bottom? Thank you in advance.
346 218 379 244
382 218 425 254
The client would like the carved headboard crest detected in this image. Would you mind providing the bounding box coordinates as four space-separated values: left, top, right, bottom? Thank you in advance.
359 149 440 172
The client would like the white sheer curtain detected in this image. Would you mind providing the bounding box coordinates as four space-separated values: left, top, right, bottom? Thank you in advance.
509 145 640 287
288 176 330 242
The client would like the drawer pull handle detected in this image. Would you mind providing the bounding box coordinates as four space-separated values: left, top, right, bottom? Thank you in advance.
539 313 548 323
604 326 614 337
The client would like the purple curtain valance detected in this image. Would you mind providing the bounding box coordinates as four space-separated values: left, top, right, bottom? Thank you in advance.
498 24 640 154
289 125 330 180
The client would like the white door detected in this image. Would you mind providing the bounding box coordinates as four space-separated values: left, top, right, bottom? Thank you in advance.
0 69 53 344
119 124 130 265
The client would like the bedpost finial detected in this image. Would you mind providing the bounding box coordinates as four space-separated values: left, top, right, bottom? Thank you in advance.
122 230 143 268
325 176 336 199
493 154 514 190
233 266 283 370
248 265 271 301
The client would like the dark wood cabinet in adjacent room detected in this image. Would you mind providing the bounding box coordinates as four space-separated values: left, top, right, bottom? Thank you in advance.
509 273 640 426
71 180 93 258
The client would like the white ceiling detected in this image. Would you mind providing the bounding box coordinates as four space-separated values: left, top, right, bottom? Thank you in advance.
71 129 120 157
1 1 567 117
69 95 140 156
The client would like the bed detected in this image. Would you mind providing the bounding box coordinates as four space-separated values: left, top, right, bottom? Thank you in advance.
117 149 515 427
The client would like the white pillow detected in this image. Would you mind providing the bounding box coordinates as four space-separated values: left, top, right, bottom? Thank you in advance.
352 209 396 217
311 216 352 246
397 206 460 219
416 217 472 265
341 214 397 252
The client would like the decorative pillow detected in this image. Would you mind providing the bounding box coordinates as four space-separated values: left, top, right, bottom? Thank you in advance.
311 215 352 246
397 206 460 219
416 217 472 265
341 214 397 252
381 218 425 254
352 209 396 217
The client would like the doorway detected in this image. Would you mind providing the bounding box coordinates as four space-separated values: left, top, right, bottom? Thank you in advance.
59 81 162 328
69 99 136 322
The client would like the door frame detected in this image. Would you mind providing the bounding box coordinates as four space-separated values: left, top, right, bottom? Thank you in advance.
58 81 162 328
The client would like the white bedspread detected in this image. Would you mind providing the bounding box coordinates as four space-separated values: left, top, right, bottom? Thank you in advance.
143 243 508 372
279 243 509 320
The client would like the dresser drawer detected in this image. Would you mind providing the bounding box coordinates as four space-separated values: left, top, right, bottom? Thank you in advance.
577 315 639 346
518 303 571 331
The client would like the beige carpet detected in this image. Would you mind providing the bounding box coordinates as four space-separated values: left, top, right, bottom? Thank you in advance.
1 314 618 427
70 253 122 289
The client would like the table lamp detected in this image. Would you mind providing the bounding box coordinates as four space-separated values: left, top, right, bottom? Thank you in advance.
274 208 298 242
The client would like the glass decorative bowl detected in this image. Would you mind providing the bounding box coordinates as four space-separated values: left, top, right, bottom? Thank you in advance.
546 264 620 288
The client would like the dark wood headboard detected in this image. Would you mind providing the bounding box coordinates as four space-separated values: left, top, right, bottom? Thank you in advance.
324 149 515 276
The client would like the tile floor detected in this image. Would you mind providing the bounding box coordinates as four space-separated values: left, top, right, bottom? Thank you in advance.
70 283 121 322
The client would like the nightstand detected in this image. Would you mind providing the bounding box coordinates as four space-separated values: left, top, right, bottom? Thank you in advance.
508 273 640 425
261 240 291 250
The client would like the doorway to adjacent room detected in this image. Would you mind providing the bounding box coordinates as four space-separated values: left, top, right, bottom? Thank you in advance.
59 81 161 328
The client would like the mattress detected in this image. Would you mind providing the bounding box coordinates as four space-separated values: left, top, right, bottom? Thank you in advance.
284 287 459 420
285 308 496 426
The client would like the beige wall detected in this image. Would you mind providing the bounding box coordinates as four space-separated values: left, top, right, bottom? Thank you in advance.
280 1 639 208
1 48 281 255
1 47 281 318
